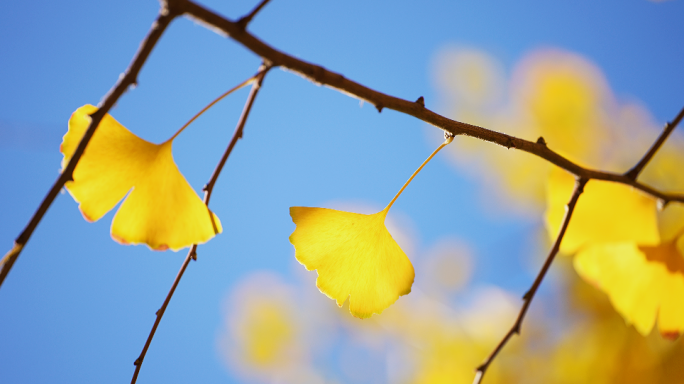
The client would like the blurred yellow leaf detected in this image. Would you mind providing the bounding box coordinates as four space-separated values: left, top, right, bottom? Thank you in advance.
61 104 221 251
289 207 414 319
241 303 295 365
545 167 659 254
516 50 611 165
411 336 492 384
657 203 684 257
433 48 504 108
574 240 684 338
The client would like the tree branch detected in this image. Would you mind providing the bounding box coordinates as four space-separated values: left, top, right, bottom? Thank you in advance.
473 177 588 384
625 106 684 180
0 4 180 290
167 0 684 205
130 66 270 384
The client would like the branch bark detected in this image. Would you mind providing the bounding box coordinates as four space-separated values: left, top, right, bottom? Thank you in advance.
0 4 180 290
130 66 270 384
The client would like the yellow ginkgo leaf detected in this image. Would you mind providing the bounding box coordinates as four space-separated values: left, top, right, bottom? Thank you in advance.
574 240 684 338
289 207 414 319
289 136 453 318
61 104 222 251
545 167 659 254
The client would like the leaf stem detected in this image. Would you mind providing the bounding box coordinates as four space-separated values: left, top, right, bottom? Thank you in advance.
167 75 257 142
384 134 453 213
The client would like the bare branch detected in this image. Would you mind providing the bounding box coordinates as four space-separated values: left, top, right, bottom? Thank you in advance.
0 6 179 290
625 105 684 180
473 177 588 384
130 66 270 384
168 0 684 204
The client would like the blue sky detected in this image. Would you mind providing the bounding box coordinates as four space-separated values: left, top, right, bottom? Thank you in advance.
1 0 683 383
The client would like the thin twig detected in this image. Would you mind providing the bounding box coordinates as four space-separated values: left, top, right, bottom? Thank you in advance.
473 177 588 384
625 106 684 180
173 0 684 204
0 3 180 290
130 66 270 384
236 0 272 29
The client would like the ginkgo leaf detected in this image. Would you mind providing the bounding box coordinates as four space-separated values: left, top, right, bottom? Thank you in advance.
61 104 221 251
289 207 414 319
289 136 453 318
545 167 659 254
574 240 684 339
